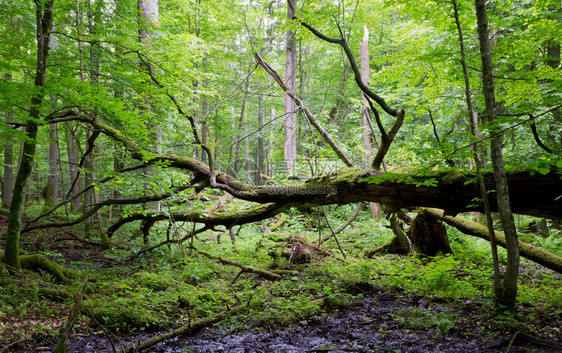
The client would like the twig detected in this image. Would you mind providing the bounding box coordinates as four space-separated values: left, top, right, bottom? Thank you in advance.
320 203 363 244
320 206 346 259
84 307 119 353
0 339 25 353
505 332 518 353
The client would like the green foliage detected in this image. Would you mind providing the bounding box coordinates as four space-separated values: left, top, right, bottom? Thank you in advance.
393 307 458 334
1 0 562 348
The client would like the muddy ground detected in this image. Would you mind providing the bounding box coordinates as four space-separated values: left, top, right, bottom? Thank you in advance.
61 291 560 353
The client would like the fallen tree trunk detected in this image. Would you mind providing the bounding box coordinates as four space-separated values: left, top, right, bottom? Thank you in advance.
124 305 245 352
55 113 562 221
424 208 562 273
195 249 298 280
54 277 88 353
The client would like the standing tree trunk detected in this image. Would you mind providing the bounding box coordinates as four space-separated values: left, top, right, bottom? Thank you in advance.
546 1 561 148
4 0 55 271
475 0 520 310
284 0 297 175
267 107 275 178
66 124 82 212
360 25 381 218
244 131 252 185
233 68 251 178
2 74 14 209
256 93 266 185
201 102 208 164
42 122 59 212
84 0 104 233
452 0 502 299
138 0 161 213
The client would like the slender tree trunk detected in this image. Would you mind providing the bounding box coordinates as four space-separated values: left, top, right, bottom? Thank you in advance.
267 107 275 178
67 0 86 213
256 93 265 185
360 25 381 218
84 0 105 232
284 0 297 174
475 0 520 310
229 105 237 176
233 69 251 178
42 122 59 212
2 74 14 209
4 0 55 271
66 124 82 212
546 1 560 147
245 133 252 185
138 0 161 213
453 0 502 296
83 128 95 233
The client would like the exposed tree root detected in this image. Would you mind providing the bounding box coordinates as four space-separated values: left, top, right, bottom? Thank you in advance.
366 212 412 257
407 209 452 256
38 287 74 301
1 252 72 284
20 254 73 284
365 236 409 257
124 305 245 352
424 208 562 273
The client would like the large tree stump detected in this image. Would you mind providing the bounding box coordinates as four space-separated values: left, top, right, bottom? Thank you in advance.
407 209 453 256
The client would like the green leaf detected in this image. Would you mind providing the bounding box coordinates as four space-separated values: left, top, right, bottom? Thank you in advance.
556 160 562 168
538 167 550 175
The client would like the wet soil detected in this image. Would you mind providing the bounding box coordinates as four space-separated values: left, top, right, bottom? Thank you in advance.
63 291 559 353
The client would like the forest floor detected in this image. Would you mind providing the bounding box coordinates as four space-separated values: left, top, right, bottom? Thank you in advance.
1 209 561 353
63 290 561 353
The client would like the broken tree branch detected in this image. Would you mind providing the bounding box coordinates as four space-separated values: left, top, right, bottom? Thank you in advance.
254 52 353 168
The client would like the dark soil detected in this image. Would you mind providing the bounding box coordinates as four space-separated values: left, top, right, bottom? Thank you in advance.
61 291 560 353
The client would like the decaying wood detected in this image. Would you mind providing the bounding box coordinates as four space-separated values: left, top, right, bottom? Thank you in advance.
407 209 453 256
195 249 295 280
124 305 245 352
424 208 562 273
37 111 562 241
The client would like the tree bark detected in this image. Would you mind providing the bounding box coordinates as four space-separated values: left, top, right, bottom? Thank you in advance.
256 93 266 185
360 25 381 218
233 71 250 178
66 124 82 212
2 74 14 209
42 122 59 212
453 0 502 297
4 0 55 271
475 0 520 310
284 0 297 174
138 0 161 212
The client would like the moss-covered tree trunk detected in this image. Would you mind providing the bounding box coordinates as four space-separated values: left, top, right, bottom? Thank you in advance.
4 0 55 271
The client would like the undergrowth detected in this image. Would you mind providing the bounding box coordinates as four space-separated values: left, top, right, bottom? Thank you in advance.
0 206 561 351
